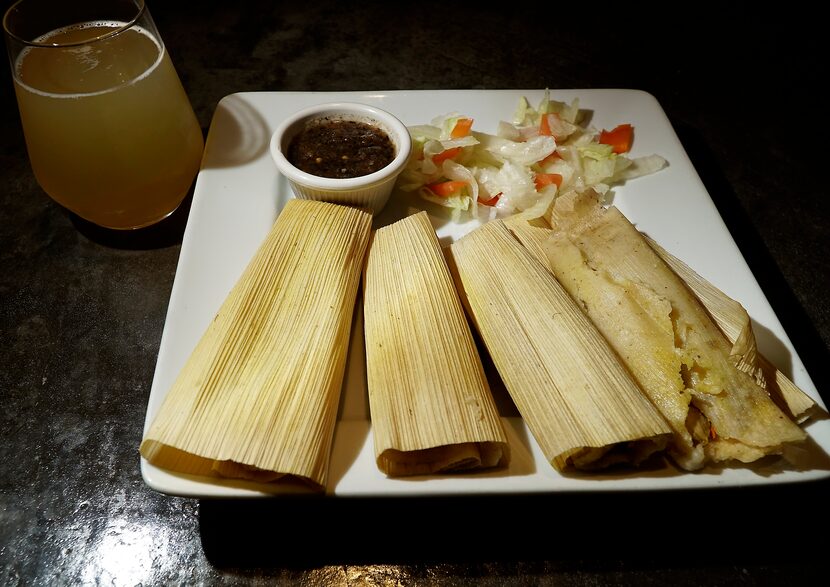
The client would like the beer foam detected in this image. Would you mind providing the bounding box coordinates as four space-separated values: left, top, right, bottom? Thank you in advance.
15 22 164 99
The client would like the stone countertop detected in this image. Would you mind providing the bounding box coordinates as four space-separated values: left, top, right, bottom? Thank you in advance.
2 1 829 584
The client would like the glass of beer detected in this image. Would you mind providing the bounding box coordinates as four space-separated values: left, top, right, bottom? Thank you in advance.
3 0 204 230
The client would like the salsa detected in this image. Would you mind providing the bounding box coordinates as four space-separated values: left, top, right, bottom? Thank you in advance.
287 118 396 179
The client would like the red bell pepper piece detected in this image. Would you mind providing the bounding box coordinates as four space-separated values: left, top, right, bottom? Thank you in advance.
427 180 467 197
432 146 462 165
479 192 501 206
599 124 634 154
450 118 474 138
533 173 563 191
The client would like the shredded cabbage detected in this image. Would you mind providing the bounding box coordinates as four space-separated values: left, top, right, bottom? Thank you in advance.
396 90 668 222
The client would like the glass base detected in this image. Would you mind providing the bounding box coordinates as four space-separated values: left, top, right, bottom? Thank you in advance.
67 191 193 250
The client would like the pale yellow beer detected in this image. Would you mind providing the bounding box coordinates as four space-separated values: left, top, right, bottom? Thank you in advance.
6 5 204 229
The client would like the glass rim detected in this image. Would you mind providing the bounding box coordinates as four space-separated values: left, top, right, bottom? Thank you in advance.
3 0 146 48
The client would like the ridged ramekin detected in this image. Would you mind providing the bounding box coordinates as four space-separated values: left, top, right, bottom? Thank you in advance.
270 102 411 214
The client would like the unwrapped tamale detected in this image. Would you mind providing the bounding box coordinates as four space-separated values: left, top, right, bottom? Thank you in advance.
537 190 806 470
505 212 817 425
644 235 817 424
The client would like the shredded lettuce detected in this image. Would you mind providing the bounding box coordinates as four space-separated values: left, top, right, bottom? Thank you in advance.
397 91 668 222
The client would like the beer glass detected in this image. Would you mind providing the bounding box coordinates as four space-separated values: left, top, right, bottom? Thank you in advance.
3 0 204 230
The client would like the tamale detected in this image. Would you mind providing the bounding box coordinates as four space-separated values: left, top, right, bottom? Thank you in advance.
447 219 672 472
539 190 806 470
363 211 509 476
644 235 818 424
506 214 818 423
140 199 372 491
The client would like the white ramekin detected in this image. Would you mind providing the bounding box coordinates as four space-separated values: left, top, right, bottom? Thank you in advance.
270 102 412 214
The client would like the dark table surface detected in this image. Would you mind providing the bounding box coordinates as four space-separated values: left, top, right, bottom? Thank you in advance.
2 1 829 585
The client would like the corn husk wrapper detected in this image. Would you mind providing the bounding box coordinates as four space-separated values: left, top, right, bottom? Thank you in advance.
448 219 672 472
505 216 817 423
140 200 372 491
534 190 805 470
363 211 509 476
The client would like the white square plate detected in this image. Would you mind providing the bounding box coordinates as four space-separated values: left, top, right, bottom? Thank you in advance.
141 89 830 497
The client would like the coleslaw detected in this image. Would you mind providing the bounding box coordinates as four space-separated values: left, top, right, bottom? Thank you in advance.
396 90 668 221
